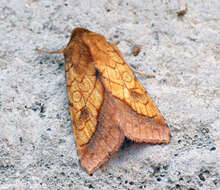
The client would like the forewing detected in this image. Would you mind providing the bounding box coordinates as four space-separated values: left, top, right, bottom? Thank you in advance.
64 40 103 148
64 32 124 173
83 32 170 143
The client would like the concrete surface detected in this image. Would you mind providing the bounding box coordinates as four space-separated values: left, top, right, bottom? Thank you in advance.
0 0 219 189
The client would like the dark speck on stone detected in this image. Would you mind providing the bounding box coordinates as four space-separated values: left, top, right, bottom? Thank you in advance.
45 164 50 169
213 179 218 185
156 177 161 182
58 63 64 70
61 172 65 176
163 165 169 170
40 114 46 118
210 147 216 151
129 181 134 185
88 184 94 188
40 104 45 113
176 184 180 188
199 173 205 181
153 166 160 173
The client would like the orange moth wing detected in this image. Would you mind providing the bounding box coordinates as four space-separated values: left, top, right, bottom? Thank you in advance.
37 27 170 174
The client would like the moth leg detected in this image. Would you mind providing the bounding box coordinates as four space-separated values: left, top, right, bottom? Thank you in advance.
36 48 65 54
129 65 155 78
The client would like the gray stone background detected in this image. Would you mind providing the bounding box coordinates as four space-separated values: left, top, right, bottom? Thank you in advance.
0 0 219 189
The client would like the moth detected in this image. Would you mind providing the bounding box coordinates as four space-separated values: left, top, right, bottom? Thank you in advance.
37 28 170 174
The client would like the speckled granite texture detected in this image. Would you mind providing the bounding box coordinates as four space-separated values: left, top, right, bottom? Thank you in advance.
0 0 219 189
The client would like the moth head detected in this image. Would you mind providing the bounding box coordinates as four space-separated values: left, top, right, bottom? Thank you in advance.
70 27 90 40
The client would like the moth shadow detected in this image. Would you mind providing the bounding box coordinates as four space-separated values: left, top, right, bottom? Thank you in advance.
104 138 152 170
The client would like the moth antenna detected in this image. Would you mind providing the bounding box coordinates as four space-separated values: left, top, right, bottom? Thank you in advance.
129 65 155 78
36 48 65 54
